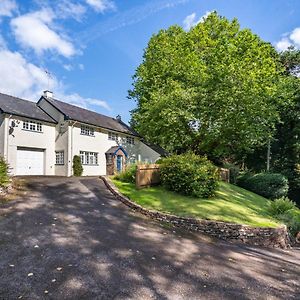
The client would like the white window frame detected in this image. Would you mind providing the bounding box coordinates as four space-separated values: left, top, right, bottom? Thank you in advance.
55 151 64 165
23 120 42 132
108 131 118 141
80 151 98 165
80 125 95 136
126 136 135 145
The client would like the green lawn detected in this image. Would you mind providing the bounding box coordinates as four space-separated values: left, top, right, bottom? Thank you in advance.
112 179 281 227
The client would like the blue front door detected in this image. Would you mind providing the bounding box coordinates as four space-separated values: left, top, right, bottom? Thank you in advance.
117 155 122 172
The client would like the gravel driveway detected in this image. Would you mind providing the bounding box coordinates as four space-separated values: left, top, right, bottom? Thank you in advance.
0 177 299 299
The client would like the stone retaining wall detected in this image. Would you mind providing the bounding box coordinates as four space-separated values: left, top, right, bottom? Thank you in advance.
101 176 290 249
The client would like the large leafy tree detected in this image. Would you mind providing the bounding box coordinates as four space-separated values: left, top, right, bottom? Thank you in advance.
129 12 282 160
243 47 300 202
273 49 300 200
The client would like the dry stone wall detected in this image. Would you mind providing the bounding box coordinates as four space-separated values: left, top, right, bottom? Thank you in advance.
101 176 290 249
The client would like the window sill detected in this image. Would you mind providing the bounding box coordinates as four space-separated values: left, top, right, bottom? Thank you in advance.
55 164 65 166
82 164 99 166
80 133 95 137
22 129 43 133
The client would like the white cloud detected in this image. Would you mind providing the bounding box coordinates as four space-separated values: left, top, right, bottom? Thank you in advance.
183 13 196 30
290 28 300 46
79 0 188 43
57 1 87 21
11 9 76 57
276 38 292 52
61 93 111 110
63 64 73 71
275 27 300 52
78 63 85 70
0 49 57 100
183 11 213 30
0 36 111 111
0 47 110 111
0 0 17 17
85 0 115 13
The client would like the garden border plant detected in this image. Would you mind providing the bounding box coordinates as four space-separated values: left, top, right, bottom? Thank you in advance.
159 152 219 198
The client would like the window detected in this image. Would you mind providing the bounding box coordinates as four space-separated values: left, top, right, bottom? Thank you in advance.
108 131 118 141
81 125 94 136
55 151 64 165
23 120 42 132
126 136 135 145
80 151 98 165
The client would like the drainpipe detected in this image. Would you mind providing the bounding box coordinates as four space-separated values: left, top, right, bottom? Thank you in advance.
5 115 13 162
70 120 78 176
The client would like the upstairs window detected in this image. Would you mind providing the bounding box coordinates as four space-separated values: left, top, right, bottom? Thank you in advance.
108 131 118 141
81 125 94 136
126 136 135 145
23 120 42 132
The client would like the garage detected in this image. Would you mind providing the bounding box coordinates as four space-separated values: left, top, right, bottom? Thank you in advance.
16 147 45 175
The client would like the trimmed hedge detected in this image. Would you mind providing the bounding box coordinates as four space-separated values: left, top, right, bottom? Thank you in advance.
237 172 289 199
160 153 219 198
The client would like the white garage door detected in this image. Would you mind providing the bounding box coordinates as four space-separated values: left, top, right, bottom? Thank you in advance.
16 148 45 175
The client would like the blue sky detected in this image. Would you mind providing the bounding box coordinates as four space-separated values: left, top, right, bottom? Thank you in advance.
0 0 299 123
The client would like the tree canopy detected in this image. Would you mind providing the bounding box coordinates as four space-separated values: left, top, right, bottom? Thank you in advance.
129 12 282 160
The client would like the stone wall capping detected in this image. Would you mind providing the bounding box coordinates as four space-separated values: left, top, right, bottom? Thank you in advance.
100 176 290 249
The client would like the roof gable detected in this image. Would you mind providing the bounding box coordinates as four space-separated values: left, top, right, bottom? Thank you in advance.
40 96 139 136
105 146 128 157
0 93 56 123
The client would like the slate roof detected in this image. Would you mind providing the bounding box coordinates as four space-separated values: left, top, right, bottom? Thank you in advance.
42 96 140 136
142 140 169 157
0 93 56 123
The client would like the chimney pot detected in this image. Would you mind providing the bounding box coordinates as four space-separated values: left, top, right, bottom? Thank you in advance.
43 90 53 98
116 115 121 121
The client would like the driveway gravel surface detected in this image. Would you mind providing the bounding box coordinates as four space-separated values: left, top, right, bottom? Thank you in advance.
0 177 299 299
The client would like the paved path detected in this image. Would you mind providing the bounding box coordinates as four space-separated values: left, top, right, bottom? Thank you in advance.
0 177 299 299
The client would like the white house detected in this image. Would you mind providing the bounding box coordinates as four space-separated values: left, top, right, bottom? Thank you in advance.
0 91 165 176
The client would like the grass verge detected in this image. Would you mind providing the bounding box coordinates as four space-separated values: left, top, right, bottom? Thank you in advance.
112 179 281 227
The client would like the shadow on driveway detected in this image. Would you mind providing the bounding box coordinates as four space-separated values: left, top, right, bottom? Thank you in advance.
0 177 299 299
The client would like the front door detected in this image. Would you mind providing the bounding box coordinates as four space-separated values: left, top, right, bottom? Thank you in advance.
116 155 123 172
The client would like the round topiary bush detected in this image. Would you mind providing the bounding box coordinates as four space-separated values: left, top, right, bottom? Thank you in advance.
160 152 219 198
73 155 83 176
237 172 289 199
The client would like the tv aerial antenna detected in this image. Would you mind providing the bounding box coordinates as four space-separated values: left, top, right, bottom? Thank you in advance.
44 69 52 90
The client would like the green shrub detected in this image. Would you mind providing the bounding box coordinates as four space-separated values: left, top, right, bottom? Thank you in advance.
160 152 219 198
268 197 296 216
73 155 83 176
267 197 300 236
276 211 300 237
0 157 9 186
237 172 289 199
114 164 137 183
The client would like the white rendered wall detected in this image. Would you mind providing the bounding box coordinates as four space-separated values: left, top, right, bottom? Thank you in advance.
5 115 56 175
